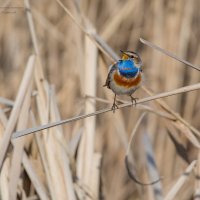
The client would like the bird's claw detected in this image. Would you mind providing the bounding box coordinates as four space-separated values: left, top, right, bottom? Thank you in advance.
111 103 118 113
130 96 138 106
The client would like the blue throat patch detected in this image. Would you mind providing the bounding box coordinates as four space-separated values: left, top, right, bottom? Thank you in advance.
118 60 139 78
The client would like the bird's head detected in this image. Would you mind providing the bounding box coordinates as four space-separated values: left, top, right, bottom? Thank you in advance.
120 50 143 68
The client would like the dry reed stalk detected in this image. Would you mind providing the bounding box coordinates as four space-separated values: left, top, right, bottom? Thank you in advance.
140 38 200 72
126 113 146 157
142 132 163 200
76 33 98 197
0 97 14 107
183 46 200 122
56 0 200 145
8 81 33 200
89 96 175 120
0 111 9 200
24 0 46 106
0 109 8 133
56 0 200 147
12 82 200 138
37 84 68 200
68 128 82 156
172 121 200 148
61 151 76 200
1 0 200 199
178 0 194 61
24 0 39 55
142 85 200 139
26 1 63 198
164 160 196 200
194 152 200 199
0 157 10 200
31 111 56 200
25 1 66 198
50 86 76 200
22 152 49 200
0 100 49 200
90 153 102 198
150 3 195 180
125 112 162 199
125 113 147 185
56 0 117 61
112 111 129 149
0 55 35 170
148 1 164 166
26 1 71 198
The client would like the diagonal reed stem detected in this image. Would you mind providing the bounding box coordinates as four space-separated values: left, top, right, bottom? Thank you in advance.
12 82 200 138
140 38 200 71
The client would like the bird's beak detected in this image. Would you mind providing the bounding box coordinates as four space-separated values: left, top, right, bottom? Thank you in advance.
120 50 128 55
120 50 129 60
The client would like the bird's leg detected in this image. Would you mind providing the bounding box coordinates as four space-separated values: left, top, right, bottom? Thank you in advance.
130 95 138 106
112 94 118 113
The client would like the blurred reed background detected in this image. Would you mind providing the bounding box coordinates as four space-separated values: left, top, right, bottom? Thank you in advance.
0 0 200 199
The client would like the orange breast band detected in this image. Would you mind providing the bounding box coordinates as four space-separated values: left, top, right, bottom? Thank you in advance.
113 72 142 88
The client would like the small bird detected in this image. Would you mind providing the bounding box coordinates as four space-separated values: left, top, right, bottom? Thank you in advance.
104 50 143 111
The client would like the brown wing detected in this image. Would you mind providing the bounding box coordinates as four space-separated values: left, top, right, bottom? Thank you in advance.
103 63 118 88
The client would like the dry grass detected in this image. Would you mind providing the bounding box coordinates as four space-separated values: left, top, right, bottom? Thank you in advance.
0 0 200 199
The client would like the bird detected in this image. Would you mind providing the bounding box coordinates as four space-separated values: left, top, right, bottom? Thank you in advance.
104 50 143 112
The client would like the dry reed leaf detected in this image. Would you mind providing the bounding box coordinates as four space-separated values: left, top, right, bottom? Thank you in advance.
142 86 200 138
165 123 190 164
50 86 76 199
126 113 146 157
24 0 39 55
164 160 196 200
34 83 57 200
0 97 14 107
30 111 56 200
0 91 49 200
9 81 33 200
22 153 49 200
68 129 82 156
125 112 160 186
172 121 200 149
0 55 35 169
40 84 68 199
0 157 10 200
61 150 76 200
0 109 8 131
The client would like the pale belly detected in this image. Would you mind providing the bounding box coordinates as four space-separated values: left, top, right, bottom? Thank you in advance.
109 81 140 95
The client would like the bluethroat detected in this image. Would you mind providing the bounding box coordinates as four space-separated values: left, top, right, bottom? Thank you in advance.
104 50 143 112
